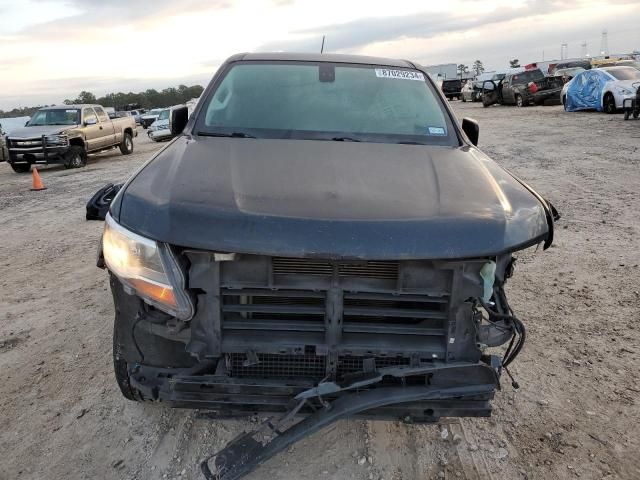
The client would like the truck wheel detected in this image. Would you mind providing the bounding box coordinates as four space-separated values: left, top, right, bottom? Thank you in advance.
603 93 616 114
10 162 31 173
113 320 143 402
515 94 524 107
119 132 134 155
64 145 86 169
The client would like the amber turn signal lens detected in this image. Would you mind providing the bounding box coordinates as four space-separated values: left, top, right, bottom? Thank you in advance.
128 278 177 309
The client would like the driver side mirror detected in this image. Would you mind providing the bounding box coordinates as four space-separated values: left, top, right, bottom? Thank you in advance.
170 106 189 135
86 183 123 221
85 117 97 126
462 118 479 146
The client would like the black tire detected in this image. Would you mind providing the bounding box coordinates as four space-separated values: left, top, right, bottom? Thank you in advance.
119 132 133 155
10 162 31 173
633 110 639 119
603 93 616 114
562 95 568 111
63 145 86 169
515 94 524 107
113 319 143 402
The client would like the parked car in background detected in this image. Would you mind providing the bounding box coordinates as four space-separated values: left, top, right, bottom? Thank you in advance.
94 53 559 479
147 108 171 141
148 104 191 141
482 68 563 107
595 59 640 71
5 104 137 172
555 67 585 84
461 81 475 102
0 123 7 162
462 73 495 102
123 109 143 125
441 78 462 100
140 108 163 129
562 66 640 113
550 60 591 75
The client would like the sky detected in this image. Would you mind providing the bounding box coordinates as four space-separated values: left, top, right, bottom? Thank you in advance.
0 0 639 110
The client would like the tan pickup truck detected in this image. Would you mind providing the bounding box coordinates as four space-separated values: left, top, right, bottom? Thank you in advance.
5 104 137 173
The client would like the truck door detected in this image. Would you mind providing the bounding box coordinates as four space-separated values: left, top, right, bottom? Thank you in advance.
82 108 103 152
502 75 516 104
482 80 499 107
94 106 115 148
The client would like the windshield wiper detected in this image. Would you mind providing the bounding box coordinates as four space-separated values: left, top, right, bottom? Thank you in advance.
198 131 256 139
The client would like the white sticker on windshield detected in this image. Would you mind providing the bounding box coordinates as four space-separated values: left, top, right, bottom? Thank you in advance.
66 109 77 113
428 126 446 136
375 69 425 81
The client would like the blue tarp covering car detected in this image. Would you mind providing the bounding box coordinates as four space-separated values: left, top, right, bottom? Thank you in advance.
564 70 612 112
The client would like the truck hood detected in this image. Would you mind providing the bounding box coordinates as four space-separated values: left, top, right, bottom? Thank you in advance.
8 125 77 138
115 136 551 259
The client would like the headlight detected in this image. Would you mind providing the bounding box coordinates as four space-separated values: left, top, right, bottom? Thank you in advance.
44 134 67 145
615 86 633 95
102 214 194 319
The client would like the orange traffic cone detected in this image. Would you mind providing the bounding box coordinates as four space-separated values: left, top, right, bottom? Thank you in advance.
31 167 47 191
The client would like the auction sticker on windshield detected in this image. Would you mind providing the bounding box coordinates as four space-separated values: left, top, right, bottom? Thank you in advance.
375 69 425 81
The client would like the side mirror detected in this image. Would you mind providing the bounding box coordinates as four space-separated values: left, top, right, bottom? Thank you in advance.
85 117 97 126
170 106 189 135
462 118 479 146
25 121 30 127
86 183 123 221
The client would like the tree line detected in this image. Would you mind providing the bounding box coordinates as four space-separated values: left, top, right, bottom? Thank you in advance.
457 60 486 78
456 59 522 79
0 84 204 119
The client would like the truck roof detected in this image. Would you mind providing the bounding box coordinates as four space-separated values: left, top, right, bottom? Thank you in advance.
233 52 417 68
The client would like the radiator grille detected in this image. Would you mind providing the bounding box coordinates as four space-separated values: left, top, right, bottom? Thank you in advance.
228 353 326 379
343 292 448 326
272 257 399 280
222 288 325 323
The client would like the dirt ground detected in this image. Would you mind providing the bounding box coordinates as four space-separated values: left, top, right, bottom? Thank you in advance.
1 103 639 480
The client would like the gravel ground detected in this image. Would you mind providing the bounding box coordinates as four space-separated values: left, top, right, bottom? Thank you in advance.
1 104 639 480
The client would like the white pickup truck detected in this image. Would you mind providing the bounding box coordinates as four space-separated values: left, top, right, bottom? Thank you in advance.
5 104 137 173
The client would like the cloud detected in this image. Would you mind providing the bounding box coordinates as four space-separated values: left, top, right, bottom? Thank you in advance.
258 0 639 54
18 0 230 39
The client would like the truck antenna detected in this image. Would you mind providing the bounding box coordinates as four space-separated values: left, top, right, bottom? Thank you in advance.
320 35 325 54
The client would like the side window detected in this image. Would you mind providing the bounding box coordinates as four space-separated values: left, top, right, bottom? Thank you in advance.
83 108 97 124
94 107 109 123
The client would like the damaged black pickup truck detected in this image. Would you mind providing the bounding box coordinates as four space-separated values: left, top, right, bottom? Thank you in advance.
95 53 558 479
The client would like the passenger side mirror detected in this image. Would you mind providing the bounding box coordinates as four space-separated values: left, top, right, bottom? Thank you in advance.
85 117 97 126
171 106 189 135
462 118 479 146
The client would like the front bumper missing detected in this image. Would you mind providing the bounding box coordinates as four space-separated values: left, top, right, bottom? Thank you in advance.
129 358 501 480
201 383 496 480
